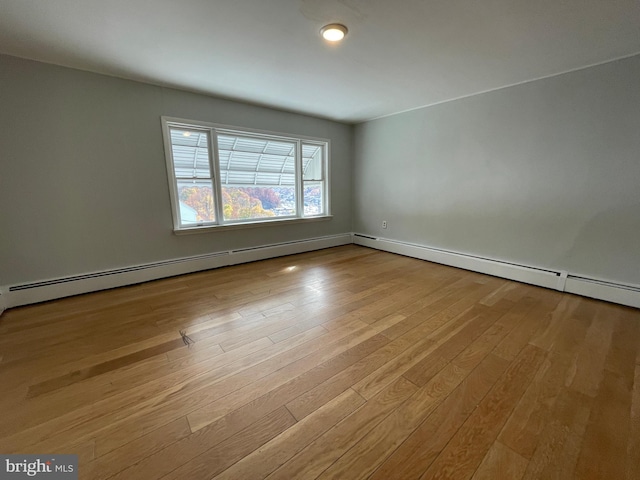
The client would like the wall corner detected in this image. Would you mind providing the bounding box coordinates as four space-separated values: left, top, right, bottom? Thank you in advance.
0 288 7 316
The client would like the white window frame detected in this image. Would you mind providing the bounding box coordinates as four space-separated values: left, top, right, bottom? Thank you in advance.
161 116 331 233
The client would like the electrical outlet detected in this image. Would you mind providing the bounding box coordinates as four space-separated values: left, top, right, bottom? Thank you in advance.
382 220 387 229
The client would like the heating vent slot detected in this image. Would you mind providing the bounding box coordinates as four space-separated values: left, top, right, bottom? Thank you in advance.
352 233 377 241
9 252 229 292
567 275 640 293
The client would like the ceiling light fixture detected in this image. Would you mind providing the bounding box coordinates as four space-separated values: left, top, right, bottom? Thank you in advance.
320 23 348 42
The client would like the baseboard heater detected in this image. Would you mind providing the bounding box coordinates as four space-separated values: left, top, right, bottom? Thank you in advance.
352 233 640 309
564 275 640 309
1 233 352 311
1 233 636 313
8 251 230 292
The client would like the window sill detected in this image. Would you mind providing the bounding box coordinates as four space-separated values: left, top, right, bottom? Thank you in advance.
173 215 333 235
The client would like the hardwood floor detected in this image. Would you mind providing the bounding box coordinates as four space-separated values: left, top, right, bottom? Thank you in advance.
1 245 638 479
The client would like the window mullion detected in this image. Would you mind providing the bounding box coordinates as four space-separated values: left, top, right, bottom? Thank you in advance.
324 143 330 215
295 140 303 218
210 130 224 224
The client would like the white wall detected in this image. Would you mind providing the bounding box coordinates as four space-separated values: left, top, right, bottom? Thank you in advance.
354 55 640 286
0 54 353 287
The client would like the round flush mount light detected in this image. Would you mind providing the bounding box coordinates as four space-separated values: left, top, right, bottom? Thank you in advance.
320 23 348 42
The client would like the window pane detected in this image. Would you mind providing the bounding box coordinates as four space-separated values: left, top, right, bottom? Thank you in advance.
177 179 215 225
218 133 298 221
222 186 295 221
170 128 211 178
303 143 325 216
302 144 323 181
217 134 297 187
303 182 324 216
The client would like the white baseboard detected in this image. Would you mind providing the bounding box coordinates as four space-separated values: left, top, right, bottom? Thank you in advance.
2 234 352 309
2 232 638 312
353 234 640 310
353 235 561 290
565 276 640 309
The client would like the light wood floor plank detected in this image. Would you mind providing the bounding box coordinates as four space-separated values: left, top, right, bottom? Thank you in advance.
317 362 471 480
568 304 616 398
627 360 640 480
0 245 637 480
574 307 639 480
471 441 529 480
82 417 192 480
266 377 418 480
522 388 592 480
498 352 572 459
160 406 296 480
369 353 510 480
213 388 365 480
420 344 547 480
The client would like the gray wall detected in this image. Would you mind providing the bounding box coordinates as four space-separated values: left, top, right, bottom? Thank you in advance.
354 55 640 285
3 53 639 288
0 55 353 286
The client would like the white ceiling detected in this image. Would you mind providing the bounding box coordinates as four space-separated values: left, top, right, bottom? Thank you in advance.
1 0 639 123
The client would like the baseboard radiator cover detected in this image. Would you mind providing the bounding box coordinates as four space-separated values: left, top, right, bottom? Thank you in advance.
564 275 640 309
2 233 352 309
2 232 637 312
353 234 640 309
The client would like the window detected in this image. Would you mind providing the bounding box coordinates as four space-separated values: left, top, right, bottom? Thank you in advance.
162 117 329 231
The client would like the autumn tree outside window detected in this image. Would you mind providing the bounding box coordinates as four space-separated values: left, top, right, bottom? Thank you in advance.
162 117 329 231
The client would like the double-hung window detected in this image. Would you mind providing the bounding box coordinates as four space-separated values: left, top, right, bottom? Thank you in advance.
162 117 329 232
